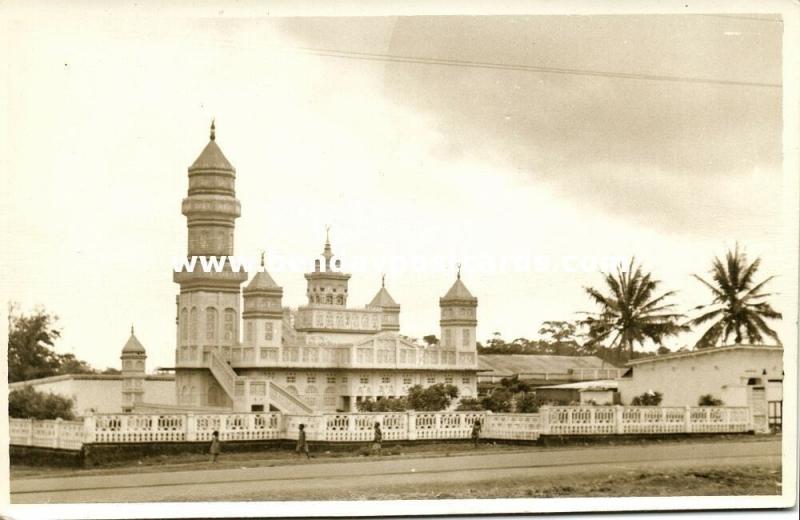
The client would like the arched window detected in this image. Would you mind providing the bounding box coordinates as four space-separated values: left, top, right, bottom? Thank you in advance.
336 295 344 305
326 295 333 305
324 386 336 406
190 307 198 341
205 307 218 342
224 308 236 342
180 308 188 342
246 321 253 342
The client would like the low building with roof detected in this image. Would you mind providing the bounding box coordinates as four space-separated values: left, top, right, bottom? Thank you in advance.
477 354 626 386
617 344 783 429
535 380 619 405
8 372 176 416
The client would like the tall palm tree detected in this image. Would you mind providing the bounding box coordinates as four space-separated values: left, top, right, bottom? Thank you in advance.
689 245 782 347
582 259 686 363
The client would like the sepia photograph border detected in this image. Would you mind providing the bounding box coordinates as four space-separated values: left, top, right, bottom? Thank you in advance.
0 0 797 518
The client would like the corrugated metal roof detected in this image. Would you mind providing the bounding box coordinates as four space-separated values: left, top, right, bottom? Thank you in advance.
478 354 612 376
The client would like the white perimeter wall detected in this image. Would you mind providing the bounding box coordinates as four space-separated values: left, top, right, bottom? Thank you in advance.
17 378 176 415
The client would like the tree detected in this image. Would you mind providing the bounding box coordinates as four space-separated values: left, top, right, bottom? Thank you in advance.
455 397 484 411
630 391 663 406
656 345 672 355
7 305 63 382
8 386 75 420
358 397 408 412
406 384 459 411
499 375 530 394
582 259 686 363
689 245 782 348
422 335 439 347
56 353 95 375
7 304 103 382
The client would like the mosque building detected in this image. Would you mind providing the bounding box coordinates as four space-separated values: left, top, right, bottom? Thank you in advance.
165 122 479 413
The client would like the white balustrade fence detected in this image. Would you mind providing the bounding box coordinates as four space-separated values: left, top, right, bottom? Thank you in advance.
481 413 541 440
9 418 84 450
539 405 753 435
9 405 757 452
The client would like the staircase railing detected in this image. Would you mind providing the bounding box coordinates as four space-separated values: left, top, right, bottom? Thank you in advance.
206 349 238 399
268 381 313 414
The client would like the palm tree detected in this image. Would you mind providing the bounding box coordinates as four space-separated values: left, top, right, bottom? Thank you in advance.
582 259 686 363
689 245 782 347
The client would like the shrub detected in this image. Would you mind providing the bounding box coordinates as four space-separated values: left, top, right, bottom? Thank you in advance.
8 385 75 420
514 392 541 413
481 387 513 412
630 390 663 406
455 397 483 411
698 394 724 406
407 384 459 411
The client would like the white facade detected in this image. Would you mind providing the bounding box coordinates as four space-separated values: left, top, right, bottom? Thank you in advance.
170 124 479 413
9 375 176 415
617 345 783 407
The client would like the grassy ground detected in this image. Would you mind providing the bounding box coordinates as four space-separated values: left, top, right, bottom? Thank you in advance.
221 464 782 501
11 435 776 480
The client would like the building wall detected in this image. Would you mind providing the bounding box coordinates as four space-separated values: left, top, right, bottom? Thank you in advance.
234 368 477 412
617 348 783 407
13 378 176 415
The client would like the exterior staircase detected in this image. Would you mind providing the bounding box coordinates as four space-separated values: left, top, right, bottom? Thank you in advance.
205 348 314 414
206 349 238 400
268 381 314 414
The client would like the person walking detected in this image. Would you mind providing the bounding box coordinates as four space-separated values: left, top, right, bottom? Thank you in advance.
372 422 382 456
209 430 221 463
471 419 482 448
296 423 311 459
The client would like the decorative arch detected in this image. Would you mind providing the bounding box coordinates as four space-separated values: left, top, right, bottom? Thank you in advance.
205 307 218 342
180 308 188 342
190 307 198 341
224 308 236 342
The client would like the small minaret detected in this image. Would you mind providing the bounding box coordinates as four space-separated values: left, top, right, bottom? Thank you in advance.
367 274 400 332
243 252 284 351
439 265 478 366
121 326 147 413
304 228 351 307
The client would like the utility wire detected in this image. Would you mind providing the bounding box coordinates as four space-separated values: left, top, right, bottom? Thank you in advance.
280 45 781 89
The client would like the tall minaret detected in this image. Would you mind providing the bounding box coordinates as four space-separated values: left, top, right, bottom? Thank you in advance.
173 121 247 407
439 266 478 367
304 228 351 307
121 326 146 413
367 275 401 332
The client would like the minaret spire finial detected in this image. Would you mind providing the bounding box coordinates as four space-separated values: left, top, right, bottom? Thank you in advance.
131 324 135 335
457 262 462 280
381 273 386 288
325 224 331 245
259 249 265 268
210 118 216 140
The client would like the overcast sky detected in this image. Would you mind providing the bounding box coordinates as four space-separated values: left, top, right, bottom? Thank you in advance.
1 10 795 371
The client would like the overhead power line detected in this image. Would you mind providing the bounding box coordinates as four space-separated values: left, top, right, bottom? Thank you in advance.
281 45 782 89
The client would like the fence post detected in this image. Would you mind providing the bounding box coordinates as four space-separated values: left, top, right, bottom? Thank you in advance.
186 413 196 442
684 406 692 433
539 406 549 435
54 418 62 449
407 411 417 440
615 405 624 434
26 418 34 446
83 412 96 444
